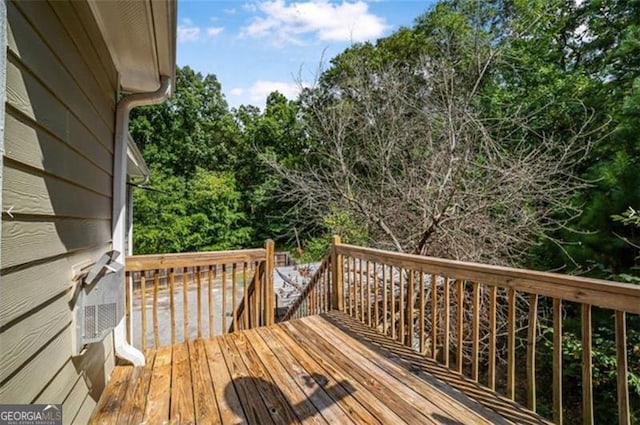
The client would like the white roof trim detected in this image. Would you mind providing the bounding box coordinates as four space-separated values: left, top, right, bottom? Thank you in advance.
127 134 149 182
88 0 176 93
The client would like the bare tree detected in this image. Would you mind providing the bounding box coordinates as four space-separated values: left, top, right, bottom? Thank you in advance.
269 53 594 267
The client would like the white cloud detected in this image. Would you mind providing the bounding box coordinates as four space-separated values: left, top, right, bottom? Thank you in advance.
247 80 305 101
178 19 201 43
241 0 388 45
207 26 225 36
229 80 309 107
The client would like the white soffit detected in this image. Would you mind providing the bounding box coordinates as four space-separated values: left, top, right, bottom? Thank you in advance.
88 0 176 93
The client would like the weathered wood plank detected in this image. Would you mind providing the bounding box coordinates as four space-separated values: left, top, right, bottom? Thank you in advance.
88 367 133 424
246 330 329 424
170 340 195 424
308 315 506 425
229 332 302 425
284 320 432 424
456 279 464 374
203 337 247 424
188 340 221 425
257 327 357 424
324 311 551 425
269 325 388 424
143 345 172 425
217 334 275 424
121 351 156 425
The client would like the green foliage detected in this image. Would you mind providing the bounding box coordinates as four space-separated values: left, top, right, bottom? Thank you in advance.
133 169 251 254
538 318 640 423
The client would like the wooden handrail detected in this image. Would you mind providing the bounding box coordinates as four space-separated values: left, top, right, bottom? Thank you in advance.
124 243 275 350
335 244 640 314
281 254 332 321
284 239 638 425
125 248 266 271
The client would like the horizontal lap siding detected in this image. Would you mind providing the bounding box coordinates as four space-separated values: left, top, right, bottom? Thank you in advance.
0 2 118 423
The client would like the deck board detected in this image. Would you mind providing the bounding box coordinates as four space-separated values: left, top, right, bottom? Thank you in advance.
91 312 551 425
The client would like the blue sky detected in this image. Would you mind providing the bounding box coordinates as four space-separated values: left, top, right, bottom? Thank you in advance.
177 1 435 109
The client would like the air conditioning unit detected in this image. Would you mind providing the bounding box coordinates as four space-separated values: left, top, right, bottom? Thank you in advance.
74 251 124 354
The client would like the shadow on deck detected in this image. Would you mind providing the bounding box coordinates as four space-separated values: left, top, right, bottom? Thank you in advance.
90 311 550 424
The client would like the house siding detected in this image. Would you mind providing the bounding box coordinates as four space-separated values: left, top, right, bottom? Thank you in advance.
0 2 118 423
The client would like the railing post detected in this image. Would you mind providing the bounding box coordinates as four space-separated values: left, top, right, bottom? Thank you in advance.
265 239 275 326
331 235 343 311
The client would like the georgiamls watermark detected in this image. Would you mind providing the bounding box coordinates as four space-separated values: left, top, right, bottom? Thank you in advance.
0 404 62 425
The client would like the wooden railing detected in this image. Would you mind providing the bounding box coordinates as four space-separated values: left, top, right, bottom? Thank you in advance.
286 237 640 425
281 253 333 321
125 240 275 349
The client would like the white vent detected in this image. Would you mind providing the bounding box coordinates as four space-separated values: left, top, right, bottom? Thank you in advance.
74 251 124 353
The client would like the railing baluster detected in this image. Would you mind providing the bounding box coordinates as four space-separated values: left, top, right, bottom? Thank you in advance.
351 257 357 318
361 258 366 322
358 260 362 322
222 264 227 332
169 268 176 345
153 270 160 348
373 262 379 327
488 285 497 390
182 267 189 341
232 262 238 332
399 268 405 343
196 266 202 338
616 310 630 425
527 293 538 411
431 273 438 360
242 262 248 330
152 269 160 348
582 303 593 425
553 297 562 424
419 271 425 354
390 266 396 340
140 272 147 351
383 264 388 336
443 277 450 368
253 263 264 327
407 270 414 348
208 265 214 337
471 281 480 382
508 288 516 400
456 279 464 374
367 260 372 327
125 271 132 344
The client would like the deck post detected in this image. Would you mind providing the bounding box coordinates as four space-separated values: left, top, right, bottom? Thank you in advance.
331 235 344 311
265 239 275 325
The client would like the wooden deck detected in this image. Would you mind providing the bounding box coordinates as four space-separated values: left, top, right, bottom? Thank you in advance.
90 312 550 424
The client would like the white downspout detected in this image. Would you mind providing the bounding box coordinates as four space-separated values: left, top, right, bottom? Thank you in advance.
113 76 171 366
